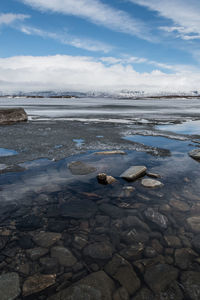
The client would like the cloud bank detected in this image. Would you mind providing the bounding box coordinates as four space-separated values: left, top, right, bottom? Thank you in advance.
0 13 30 26
0 55 199 94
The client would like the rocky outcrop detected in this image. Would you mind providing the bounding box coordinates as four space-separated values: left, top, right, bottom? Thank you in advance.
120 166 147 181
0 108 27 124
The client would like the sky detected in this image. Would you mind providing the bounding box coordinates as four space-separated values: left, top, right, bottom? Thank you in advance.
0 0 200 94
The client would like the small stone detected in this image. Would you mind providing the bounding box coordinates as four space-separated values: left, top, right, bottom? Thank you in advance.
73 235 88 250
68 161 96 175
146 172 161 179
144 208 168 230
123 216 150 232
164 235 182 248
120 244 143 260
95 150 126 155
33 232 61 248
169 199 190 212
181 271 200 300
27 247 49 261
141 178 163 188
189 149 200 161
0 272 20 300
97 173 117 184
120 166 147 181
23 274 56 296
175 248 198 270
187 216 200 233
83 242 113 260
144 246 157 258
51 246 77 267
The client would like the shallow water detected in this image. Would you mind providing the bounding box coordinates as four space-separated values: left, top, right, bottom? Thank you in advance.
157 119 200 135
0 148 18 157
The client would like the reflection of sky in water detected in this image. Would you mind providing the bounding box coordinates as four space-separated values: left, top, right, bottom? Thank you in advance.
157 120 200 135
73 139 84 147
0 148 18 157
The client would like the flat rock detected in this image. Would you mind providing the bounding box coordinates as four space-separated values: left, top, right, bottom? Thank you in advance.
113 287 129 300
23 274 56 296
48 271 115 300
187 216 200 233
133 287 154 300
51 246 77 267
175 248 198 270
104 254 140 295
120 166 147 181
144 264 179 293
189 149 200 161
146 172 161 179
141 178 163 188
164 235 182 248
95 150 126 155
0 272 20 300
16 214 44 231
99 203 126 219
169 199 190 212
83 242 113 260
0 108 28 124
144 208 168 230
60 199 98 219
181 271 200 300
123 216 150 232
68 161 96 175
33 232 61 248
192 234 200 253
26 247 49 261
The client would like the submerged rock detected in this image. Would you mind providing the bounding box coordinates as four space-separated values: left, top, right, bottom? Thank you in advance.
97 173 117 184
23 274 56 296
120 166 147 181
60 199 98 219
0 272 20 300
181 271 200 300
83 242 113 260
95 150 126 155
68 161 96 175
0 108 28 124
51 246 77 267
141 178 163 188
33 232 61 248
187 216 200 233
189 149 200 161
144 208 168 230
48 271 115 300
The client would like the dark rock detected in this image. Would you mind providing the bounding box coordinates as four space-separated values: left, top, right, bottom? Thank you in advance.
174 248 198 270
0 236 9 250
18 235 34 249
122 229 149 244
164 235 182 248
51 246 77 267
192 234 200 253
27 247 49 261
16 215 44 231
123 216 150 232
120 244 143 260
181 271 200 300
120 166 147 181
144 247 157 258
73 235 88 250
83 242 113 260
60 199 98 219
104 254 140 295
68 161 96 175
169 199 190 212
155 281 183 300
113 287 129 300
99 203 126 219
33 232 61 248
189 149 200 161
40 257 59 274
144 264 178 293
97 173 117 184
187 216 200 233
144 208 168 230
48 271 115 300
0 272 20 300
132 287 154 300
47 220 67 232
23 274 56 297
0 108 27 124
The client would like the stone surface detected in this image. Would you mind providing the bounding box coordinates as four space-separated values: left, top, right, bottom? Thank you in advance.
27 247 49 261
164 235 182 248
51 246 77 267
83 242 113 260
120 166 147 181
0 272 20 300
99 203 125 218
0 108 27 124
144 264 178 293
192 234 200 253
104 254 140 295
48 271 115 300
175 248 198 270
33 232 61 248
60 199 98 219
141 178 163 188
132 287 154 300
169 199 190 212
97 173 117 184
146 172 161 179
113 287 129 300
16 214 44 231
68 161 96 175
181 271 200 300
123 216 150 232
144 208 168 230
18 235 34 249
189 149 200 161
95 150 126 155
23 274 56 296
40 257 59 274
187 216 200 233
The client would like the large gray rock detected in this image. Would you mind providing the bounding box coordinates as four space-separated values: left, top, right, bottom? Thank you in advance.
0 108 27 124
60 199 98 219
120 166 147 181
181 271 200 300
144 208 168 230
0 272 20 300
51 246 77 267
68 161 96 175
189 149 200 161
48 271 115 300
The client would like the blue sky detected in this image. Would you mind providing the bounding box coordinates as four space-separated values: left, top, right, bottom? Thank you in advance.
0 0 200 93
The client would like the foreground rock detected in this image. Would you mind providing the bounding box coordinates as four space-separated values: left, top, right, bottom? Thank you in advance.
181 271 200 300
0 272 20 300
48 271 115 300
23 274 56 296
187 216 200 233
33 232 61 248
144 208 168 230
51 246 77 267
95 150 126 155
97 173 117 184
68 161 97 175
83 242 113 260
141 178 163 188
189 149 200 161
60 199 98 219
120 166 147 181
0 108 28 124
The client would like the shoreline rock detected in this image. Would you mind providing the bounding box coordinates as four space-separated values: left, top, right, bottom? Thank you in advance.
0 108 28 124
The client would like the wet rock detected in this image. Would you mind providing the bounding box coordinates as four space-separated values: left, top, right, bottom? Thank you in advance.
151 239 163 254
189 149 200 161
83 242 113 260
144 264 178 293
27 247 49 261
122 229 149 244
120 186 135 198
97 173 117 184
47 220 67 232
16 214 44 231
132 287 154 300
33 232 61 248
141 179 163 188
95 150 126 155
144 246 157 258
144 208 168 230
169 199 190 212
120 244 143 260
60 199 98 219
104 254 140 295
40 257 59 274
181 271 200 300
175 248 198 270
68 161 96 175
23 274 56 296
18 234 34 249
73 235 88 250
99 203 126 219
164 235 182 248
0 108 28 124
123 216 150 232
0 272 20 300
155 281 183 300
113 287 129 300
187 216 200 233
192 234 200 253
51 246 77 267
146 172 161 179
49 271 115 300
0 236 9 250
120 166 147 181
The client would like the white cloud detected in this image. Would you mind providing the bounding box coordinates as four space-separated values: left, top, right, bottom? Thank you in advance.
0 55 199 94
19 25 113 52
0 13 30 26
20 0 152 40
128 0 200 40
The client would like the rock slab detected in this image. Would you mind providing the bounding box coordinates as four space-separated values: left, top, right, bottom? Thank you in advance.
0 108 28 124
0 272 20 300
60 199 98 219
51 246 77 267
120 166 147 181
141 178 163 188
189 149 200 161
68 161 96 175
23 274 56 296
